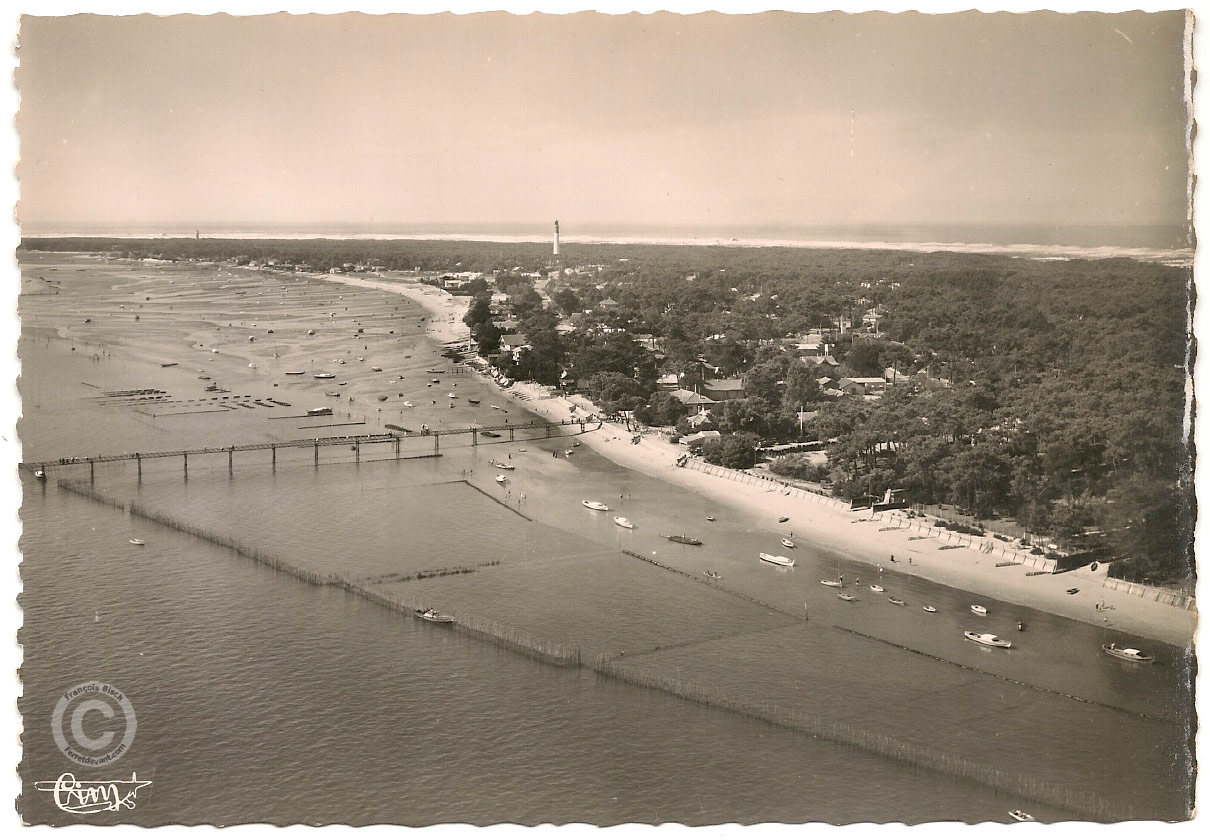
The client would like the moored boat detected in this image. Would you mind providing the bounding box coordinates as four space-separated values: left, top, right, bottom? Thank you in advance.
888 597 906 606
1008 810 1035 822
869 584 885 592
781 538 796 549
285 370 305 375
129 538 145 546
970 604 988 616
964 631 1011 648
923 605 937 613
838 593 858 602
820 579 843 588
758 553 795 567
307 407 333 416
704 570 722 579
1102 643 1154 663
613 516 634 529
313 372 335 379
777 516 790 523
582 500 610 511
665 534 702 546
415 608 454 623
495 474 507 484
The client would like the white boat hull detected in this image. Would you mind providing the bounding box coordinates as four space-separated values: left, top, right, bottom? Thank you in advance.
965 631 1011 648
758 553 795 567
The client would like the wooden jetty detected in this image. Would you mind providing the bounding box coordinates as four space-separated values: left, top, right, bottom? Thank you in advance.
22 418 600 480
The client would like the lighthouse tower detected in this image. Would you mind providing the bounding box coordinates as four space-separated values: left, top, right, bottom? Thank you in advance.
553 220 560 257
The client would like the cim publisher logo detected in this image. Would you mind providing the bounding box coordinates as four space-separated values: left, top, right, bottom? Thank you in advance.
51 682 137 767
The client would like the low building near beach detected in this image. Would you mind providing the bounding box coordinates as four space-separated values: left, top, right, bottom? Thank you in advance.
668 388 716 408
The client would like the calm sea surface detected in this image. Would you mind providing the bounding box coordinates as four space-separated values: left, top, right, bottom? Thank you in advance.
16 253 1194 824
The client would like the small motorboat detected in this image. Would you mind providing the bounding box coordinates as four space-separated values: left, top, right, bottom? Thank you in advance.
371 366 382 372
1008 810 1035 823
447 393 458 399
403 401 414 407
838 593 858 602
128 538 145 546
491 405 501 410
468 399 481 405
704 570 722 580
564 449 574 456
481 431 501 438
964 631 1011 648
887 597 906 606
777 516 790 523
781 538 796 549
614 516 634 529
1066 587 1080 595
377 395 388 402
583 500 610 511
970 605 988 616
665 534 703 546
492 461 515 470
34 470 46 481
430 378 441 384
758 553 795 568
495 474 508 484
314 372 336 379
869 584 885 593
820 579 843 588
1017 621 1026 632
415 608 454 624
285 370 305 375
705 515 716 522
1102 644 1155 663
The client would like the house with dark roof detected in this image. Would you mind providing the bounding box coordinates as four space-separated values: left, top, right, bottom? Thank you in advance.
701 378 745 401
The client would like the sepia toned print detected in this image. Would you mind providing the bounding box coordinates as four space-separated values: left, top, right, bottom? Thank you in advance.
13 10 1194 825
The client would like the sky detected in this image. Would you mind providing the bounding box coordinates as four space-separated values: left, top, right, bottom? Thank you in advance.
14 10 1191 234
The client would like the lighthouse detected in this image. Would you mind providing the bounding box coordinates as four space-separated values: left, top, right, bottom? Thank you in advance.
553 220 560 257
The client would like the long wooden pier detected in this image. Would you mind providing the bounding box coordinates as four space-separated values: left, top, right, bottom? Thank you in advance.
23 418 596 479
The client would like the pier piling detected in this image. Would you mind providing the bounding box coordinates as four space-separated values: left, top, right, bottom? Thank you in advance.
136 455 142 482
271 445 276 470
314 442 319 467
354 439 360 463
183 453 188 480
472 429 478 446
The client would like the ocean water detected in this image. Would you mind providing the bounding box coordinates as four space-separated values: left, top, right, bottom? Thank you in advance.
16 253 1195 824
